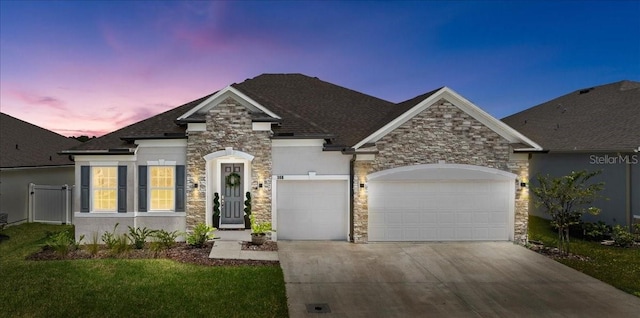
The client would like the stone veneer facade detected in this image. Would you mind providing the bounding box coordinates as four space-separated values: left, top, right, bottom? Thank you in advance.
185 97 272 229
353 99 529 244
184 96 529 243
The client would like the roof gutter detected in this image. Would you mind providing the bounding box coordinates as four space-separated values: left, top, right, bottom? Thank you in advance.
1 164 75 171
540 148 640 154
513 148 549 153
271 134 335 139
120 133 186 141
59 148 136 155
341 148 379 155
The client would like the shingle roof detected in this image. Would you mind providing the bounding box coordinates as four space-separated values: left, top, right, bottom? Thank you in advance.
231 74 398 147
63 73 445 153
66 94 212 152
0 113 81 168
502 80 640 152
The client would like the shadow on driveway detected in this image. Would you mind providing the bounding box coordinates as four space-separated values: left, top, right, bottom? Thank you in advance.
278 241 640 317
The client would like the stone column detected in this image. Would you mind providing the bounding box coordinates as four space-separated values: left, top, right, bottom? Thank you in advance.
353 160 373 243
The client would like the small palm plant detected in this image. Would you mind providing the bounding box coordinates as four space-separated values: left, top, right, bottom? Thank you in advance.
127 226 157 249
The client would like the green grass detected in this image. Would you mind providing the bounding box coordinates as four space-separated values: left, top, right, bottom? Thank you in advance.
528 216 640 297
0 223 288 318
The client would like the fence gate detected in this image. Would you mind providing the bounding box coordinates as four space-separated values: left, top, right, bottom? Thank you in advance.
29 184 73 224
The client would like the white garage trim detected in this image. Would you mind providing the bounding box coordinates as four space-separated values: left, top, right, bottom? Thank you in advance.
368 164 516 242
368 163 516 182
272 175 349 241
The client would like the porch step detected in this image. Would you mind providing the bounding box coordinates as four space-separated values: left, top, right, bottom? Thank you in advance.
209 241 278 261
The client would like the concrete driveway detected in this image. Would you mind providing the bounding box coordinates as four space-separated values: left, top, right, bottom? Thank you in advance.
278 241 640 317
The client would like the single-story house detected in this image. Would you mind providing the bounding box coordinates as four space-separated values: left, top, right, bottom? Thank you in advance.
503 80 640 228
0 112 80 225
63 73 542 243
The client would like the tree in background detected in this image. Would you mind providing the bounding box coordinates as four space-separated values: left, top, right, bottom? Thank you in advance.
70 135 96 142
532 170 605 255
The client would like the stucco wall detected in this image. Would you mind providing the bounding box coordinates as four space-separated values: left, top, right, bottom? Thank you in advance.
529 152 639 227
353 99 528 243
0 166 75 224
73 214 134 242
272 146 350 175
136 144 187 165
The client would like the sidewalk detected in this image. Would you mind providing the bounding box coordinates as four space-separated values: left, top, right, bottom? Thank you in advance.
209 229 279 261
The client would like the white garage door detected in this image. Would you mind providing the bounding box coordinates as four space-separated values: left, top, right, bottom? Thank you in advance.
276 180 348 240
368 165 515 242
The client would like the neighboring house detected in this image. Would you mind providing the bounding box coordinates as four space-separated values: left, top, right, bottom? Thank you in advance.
63 74 541 243
503 80 640 228
0 113 80 225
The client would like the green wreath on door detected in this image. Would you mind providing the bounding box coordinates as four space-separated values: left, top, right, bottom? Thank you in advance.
225 172 241 188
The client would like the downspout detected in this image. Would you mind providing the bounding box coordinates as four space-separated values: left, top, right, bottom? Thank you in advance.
349 155 355 242
626 162 632 230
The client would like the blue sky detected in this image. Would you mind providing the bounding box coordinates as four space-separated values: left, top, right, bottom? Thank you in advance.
1 1 638 136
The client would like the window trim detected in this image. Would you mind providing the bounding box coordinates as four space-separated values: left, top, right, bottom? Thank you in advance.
91 166 118 212
148 165 176 212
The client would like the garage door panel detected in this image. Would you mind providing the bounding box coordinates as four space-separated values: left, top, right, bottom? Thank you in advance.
369 180 511 241
277 180 348 240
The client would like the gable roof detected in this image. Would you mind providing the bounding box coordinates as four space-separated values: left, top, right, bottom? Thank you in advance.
0 113 81 168
354 87 541 151
502 80 640 152
64 73 540 154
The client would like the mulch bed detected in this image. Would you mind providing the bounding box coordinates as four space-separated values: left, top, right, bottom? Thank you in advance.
527 241 591 261
241 240 278 251
26 240 279 266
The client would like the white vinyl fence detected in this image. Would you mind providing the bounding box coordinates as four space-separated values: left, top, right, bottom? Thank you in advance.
29 184 73 224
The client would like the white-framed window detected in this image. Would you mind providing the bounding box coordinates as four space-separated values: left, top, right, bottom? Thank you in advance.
149 166 175 211
92 166 117 212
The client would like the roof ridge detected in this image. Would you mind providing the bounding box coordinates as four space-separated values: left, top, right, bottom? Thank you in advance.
619 80 640 91
1 112 80 140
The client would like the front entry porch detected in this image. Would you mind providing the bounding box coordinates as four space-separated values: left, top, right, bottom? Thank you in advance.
203 148 255 230
209 229 278 261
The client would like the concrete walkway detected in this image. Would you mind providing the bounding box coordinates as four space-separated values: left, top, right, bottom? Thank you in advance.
208 229 278 261
278 241 640 317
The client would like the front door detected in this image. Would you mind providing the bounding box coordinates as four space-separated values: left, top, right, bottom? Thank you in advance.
220 163 245 228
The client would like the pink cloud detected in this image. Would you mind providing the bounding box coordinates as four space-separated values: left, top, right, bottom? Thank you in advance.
113 106 158 126
7 90 67 111
100 23 127 54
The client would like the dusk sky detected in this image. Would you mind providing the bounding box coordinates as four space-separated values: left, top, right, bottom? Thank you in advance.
1 1 638 137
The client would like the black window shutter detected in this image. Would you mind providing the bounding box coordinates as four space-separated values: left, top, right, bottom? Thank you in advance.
175 165 185 212
138 165 147 212
117 166 127 213
80 166 90 212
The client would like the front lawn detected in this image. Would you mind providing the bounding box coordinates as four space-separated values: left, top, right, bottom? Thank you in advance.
0 223 289 318
528 216 640 297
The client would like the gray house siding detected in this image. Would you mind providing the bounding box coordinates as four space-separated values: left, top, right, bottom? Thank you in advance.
272 145 350 175
529 152 639 227
0 166 75 224
136 145 187 165
72 146 188 242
